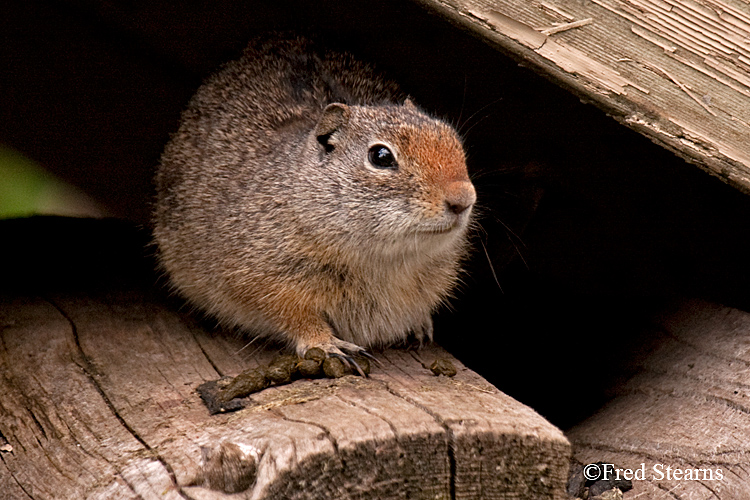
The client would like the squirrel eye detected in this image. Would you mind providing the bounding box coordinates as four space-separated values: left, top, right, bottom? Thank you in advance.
368 144 398 170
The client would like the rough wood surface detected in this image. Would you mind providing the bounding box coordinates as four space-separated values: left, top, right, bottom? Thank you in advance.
568 299 750 499
0 218 570 500
416 0 750 193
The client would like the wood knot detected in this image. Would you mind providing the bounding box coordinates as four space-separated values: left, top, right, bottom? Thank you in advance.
190 441 261 493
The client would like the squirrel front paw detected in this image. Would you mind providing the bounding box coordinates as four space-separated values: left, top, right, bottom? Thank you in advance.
296 336 378 377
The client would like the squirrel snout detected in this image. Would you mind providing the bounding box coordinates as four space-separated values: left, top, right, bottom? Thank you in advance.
444 181 476 216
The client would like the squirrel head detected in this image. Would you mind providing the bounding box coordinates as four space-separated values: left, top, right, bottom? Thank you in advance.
305 101 476 258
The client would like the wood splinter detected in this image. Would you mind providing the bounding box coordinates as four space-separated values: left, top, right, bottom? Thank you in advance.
540 18 593 36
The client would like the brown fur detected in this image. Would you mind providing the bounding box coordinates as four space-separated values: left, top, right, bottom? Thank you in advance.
154 36 476 356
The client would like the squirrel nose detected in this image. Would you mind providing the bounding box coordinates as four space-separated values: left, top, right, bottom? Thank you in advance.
445 181 476 215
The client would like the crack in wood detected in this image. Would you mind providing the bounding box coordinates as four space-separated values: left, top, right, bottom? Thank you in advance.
272 410 342 459
383 355 417 379
336 394 401 442
703 393 750 416
0 454 35 499
114 472 141 498
177 486 199 500
655 480 688 499
407 350 430 371
266 409 350 497
376 379 457 500
711 449 750 458
43 298 149 450
25 408 48 440
190 330 224 378
698 478 722 498
729 465 747 480
42 297 193 500
0 429 9 449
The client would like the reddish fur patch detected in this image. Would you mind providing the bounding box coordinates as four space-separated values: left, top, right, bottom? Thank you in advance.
398 124 467 183
397 122 469 211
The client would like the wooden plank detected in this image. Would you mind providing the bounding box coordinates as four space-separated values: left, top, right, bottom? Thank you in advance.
567 299 750 499
0 296 158 499
0 218 570 499
414 0 750 193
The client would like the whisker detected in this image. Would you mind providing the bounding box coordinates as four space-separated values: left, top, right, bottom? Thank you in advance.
456 72 468 130
490 214 527 247
242 336 275 361
457 96 504 136
235 335 259 355
479 237 503 293
461 113 493 139
477 211 529 269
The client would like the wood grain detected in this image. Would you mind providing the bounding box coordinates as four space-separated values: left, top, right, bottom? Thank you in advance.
416 0 750 193
0 218 570 499
568 299 750 499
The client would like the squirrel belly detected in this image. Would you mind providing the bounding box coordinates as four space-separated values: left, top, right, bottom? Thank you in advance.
154 35 476 358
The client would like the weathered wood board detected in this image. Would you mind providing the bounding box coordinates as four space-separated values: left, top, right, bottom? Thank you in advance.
568 299 750 499
0 218 570 499
417 0 750 193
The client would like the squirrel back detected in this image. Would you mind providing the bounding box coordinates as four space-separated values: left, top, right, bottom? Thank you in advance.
154 35 476 357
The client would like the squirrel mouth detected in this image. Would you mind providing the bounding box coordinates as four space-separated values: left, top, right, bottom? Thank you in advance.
416 214 469 235
420 224 456 235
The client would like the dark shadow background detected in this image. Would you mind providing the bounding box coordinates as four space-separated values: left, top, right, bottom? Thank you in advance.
3 0 750 430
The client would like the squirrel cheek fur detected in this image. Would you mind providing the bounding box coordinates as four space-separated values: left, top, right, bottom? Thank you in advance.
154 37 476 360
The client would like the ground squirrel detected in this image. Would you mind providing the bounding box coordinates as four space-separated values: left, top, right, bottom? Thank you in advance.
154 35 476 364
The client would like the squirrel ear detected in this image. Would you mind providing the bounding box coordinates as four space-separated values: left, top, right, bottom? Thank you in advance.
315 103 350 152
403 97 417 110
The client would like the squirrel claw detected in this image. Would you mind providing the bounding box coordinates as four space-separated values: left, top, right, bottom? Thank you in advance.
302 338 379 376
357 349 383 367
330 353 367 377
329 340 382 370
